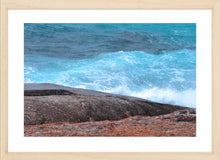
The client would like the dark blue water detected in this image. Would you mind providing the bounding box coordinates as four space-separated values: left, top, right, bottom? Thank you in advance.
24 23 196 107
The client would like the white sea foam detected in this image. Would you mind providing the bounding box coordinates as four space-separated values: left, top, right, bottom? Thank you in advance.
102 86 196 108
24 50 196 108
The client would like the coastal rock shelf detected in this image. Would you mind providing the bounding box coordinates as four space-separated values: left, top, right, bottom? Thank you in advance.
24 109 196 137
24 83 190 125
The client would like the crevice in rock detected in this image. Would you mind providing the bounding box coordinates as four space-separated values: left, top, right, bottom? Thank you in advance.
24 89 73 96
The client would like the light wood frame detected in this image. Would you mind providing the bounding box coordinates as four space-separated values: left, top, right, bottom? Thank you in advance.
1 0 220 160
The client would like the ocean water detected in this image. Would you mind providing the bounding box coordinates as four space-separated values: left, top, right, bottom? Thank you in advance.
24 23 196 108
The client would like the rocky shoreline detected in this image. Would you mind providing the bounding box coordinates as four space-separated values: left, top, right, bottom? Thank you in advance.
24 83 196 137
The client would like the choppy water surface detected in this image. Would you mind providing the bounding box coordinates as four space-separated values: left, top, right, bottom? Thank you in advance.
24 23 196 107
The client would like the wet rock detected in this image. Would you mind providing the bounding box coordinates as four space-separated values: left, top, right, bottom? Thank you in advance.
24 83 190 125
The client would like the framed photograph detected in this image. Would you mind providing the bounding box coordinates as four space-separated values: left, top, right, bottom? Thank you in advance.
1 0 220 160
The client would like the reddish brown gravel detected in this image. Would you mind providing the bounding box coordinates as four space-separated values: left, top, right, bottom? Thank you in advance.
24 109 196 137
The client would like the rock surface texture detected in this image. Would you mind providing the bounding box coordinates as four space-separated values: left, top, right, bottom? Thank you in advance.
24 109 196 137
24 83 190 125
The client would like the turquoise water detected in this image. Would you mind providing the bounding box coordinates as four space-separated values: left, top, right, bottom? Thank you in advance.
24 23 196 107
